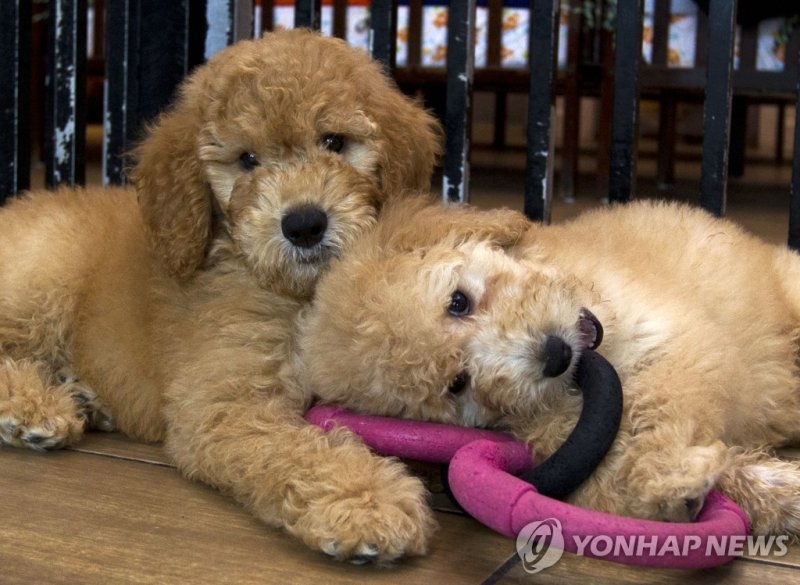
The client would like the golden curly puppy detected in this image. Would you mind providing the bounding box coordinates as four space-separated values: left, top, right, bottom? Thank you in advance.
298 198 800 537
0 30 441 563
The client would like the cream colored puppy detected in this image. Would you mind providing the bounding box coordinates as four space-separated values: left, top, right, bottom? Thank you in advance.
299 198 800 536
0 30 442 563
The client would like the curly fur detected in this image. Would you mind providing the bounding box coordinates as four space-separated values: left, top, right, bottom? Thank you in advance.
0 31 442 563
133 30 441 285
299 198 800 537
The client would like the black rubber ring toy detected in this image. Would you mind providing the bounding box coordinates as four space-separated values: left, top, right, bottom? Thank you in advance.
520 349 623 499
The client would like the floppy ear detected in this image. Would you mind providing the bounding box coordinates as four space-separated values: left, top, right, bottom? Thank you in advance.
375 195 531 252
130 68 213 280
368 80 444 194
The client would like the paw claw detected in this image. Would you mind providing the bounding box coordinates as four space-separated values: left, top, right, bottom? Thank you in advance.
19 420 72 450
349 542 380 564
296 460 434 564
1 419 18 437
321 541 340 558
360 543 380 556
72 393 91 405
55 369 79 385
65 382 115 432
93 410 115 432
22 432 44 444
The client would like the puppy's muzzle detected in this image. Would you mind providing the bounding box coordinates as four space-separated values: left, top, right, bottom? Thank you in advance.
542 308 603 378
542 335 573 378
281 205 328 248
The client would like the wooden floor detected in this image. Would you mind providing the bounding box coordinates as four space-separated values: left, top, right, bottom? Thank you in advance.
1 433 799 585
7 141 800 583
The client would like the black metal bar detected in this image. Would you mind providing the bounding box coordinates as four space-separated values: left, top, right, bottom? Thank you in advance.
699 0 737 217
103 0 132 185
656 93 677 189
295 0 322 30
261 0 275 33
0 0 31 201
205 0 253 59
493 91 507 149
694 3 708 67
596 24 615 196
103 0 194 185
332 0 347 39
608 0 643 204
558 3 583 203
775 104 785 164
443 0 476 205
407 0 423 67
728 96 747 178
45 0 87 188
370 0 398 71
486 0 503 67
651 0 670 67
789 45 800 251
524 0 560 222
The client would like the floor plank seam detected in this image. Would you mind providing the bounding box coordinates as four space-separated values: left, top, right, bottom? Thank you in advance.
480 552 520 585
431 506 468 516
66 447 176 469
734 555 800 571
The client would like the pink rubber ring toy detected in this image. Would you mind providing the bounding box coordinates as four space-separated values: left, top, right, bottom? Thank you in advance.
305 405 749 569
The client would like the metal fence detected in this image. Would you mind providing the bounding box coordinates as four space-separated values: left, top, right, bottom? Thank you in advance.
2 1 800 247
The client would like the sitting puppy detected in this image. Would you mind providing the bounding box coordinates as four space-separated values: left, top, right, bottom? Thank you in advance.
298 197 800 536
0 30 441 562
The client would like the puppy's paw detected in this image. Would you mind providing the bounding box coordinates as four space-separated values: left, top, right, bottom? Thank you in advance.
655 490 711 523
628 443 727 523
0 407 84 450
57 370 115 432
286 456 436 564
0 362 87 450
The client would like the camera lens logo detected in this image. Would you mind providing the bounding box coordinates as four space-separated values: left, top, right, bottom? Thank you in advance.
515 518 565 573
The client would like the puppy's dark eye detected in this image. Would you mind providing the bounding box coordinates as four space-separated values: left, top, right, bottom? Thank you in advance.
448 371 470 395
239 152 260 171
321 133 346 153
448 290 471 317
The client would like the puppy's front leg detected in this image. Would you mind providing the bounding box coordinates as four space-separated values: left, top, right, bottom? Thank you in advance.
0 357 113 449
164 390 435 563
612 423 729 523
601 358 732 523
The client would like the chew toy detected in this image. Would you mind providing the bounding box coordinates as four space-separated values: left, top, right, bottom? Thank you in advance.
521 349 623 498
305 351 749 569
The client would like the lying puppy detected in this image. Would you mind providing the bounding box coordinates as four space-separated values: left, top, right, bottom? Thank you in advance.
299 197 800 536
0 30 441 562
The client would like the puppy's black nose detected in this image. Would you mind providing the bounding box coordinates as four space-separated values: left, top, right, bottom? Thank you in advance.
281 206 328 248
542 335 573 378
